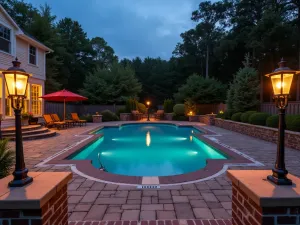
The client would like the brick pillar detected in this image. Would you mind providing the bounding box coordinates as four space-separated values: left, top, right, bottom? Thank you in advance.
205 114 216 125
228 170 300 225
0 172 72 225
92 115 103 123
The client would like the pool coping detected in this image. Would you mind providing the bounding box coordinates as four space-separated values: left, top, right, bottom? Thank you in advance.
41 121 263 185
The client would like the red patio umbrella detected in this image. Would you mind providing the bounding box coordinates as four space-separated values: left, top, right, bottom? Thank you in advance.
40 89 88 120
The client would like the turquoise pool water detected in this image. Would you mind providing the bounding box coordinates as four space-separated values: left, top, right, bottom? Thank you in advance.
70 123 227 176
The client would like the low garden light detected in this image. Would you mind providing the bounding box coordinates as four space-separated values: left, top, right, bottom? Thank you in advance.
264 58 300 185
188 111 193 116
2 58 33 187
146 101 151 121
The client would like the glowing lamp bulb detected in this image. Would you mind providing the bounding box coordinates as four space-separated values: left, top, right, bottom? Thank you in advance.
276 82 285 89
16 81 22 89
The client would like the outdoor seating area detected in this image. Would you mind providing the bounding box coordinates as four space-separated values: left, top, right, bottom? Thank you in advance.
43 113 86 129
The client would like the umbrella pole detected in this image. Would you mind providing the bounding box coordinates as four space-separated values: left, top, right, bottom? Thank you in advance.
64 98 66 121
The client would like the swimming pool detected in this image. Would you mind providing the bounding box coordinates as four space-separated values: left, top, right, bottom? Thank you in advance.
70 123 227 176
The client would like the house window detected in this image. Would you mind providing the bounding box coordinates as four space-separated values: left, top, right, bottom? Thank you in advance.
0 24 11 53
29 45 37 65
31 84 42 115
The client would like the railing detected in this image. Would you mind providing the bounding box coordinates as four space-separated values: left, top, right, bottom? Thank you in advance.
261 102 300 115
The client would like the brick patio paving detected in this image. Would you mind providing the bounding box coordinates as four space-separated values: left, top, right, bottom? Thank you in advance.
13 122 300 222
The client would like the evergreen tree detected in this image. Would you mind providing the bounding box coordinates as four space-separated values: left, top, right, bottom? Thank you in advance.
227 54 260 113
80 63 142 104
174 74 226 104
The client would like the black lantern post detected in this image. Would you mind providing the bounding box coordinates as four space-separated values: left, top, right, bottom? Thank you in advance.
265 58 300 185
146 101 150 121
2 58 33 187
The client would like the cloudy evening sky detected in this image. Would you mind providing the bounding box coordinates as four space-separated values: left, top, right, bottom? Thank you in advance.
26 0 199 59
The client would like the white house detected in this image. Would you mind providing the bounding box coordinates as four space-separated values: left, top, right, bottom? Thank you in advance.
0 4 52 120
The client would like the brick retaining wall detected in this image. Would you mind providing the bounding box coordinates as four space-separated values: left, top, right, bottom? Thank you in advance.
214 118 300 151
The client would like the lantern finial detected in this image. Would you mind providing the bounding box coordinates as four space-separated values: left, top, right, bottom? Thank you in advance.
278 58 287 68
7 57 26 72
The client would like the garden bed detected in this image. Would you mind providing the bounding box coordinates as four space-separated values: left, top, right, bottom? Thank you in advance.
214 118 300 151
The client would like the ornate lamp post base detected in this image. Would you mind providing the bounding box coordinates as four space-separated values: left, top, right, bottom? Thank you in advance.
9 169 33 187
267 173 292 186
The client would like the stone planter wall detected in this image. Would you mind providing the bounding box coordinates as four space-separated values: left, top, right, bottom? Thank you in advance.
164 113 173 121
199 114 216 125
215 118 300 151
120 113 131 121
189 115 199 122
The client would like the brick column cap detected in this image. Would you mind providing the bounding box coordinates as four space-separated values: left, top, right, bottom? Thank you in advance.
0 172 72 209
227 170 300 207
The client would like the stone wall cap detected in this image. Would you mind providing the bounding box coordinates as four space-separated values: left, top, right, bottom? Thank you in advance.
227 170 300 207
0 172 72 209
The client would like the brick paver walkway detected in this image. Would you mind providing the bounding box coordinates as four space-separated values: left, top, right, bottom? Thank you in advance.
14 122 300 222
68 219 232 225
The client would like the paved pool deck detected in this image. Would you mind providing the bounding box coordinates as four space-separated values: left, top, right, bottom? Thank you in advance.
11 121 300 222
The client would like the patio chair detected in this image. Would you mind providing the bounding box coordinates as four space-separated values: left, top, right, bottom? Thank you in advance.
131 110 142 120
51 113 75 127
43 114 67 130
71 113 87 126
154 110 164 120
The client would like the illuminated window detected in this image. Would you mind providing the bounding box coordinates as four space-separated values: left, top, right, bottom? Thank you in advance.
31 84 42 115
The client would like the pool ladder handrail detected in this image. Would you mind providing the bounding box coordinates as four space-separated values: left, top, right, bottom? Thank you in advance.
98 152 107 172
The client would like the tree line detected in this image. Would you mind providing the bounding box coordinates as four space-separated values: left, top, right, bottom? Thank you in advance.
2 0 300 105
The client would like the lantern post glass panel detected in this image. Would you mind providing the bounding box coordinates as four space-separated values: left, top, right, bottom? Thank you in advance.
270 73 293 95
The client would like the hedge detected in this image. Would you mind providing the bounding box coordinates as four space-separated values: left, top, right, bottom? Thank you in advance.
266 115 279 128
286 115 300 132
101 110 119 122
231 112 242 122
249 113 270 126
173 104 185 116
241 111 256 123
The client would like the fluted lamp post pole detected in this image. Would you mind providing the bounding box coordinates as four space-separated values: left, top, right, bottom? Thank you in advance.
265 58 300 185
2 58 33 187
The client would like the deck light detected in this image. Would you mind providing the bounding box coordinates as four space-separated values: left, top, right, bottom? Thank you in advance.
264 58 300 185
2 58 32 187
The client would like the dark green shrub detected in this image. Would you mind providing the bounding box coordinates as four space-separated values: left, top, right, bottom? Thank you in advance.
172 114 188 121
266 115 279 128
116 107 127 117
173 104 185 115
223 111 232 119
249 113 270 126
125 98 138 112
163 99 174 113
241 111 257 123
101 110 119 122
0 139 14 179
286 115 300 132
137 103 147 114
216 113 223 118
81 114 93 122
231 112 242 122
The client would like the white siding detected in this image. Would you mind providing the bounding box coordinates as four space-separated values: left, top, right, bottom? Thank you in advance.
16 37 45 80
0 9 16 70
